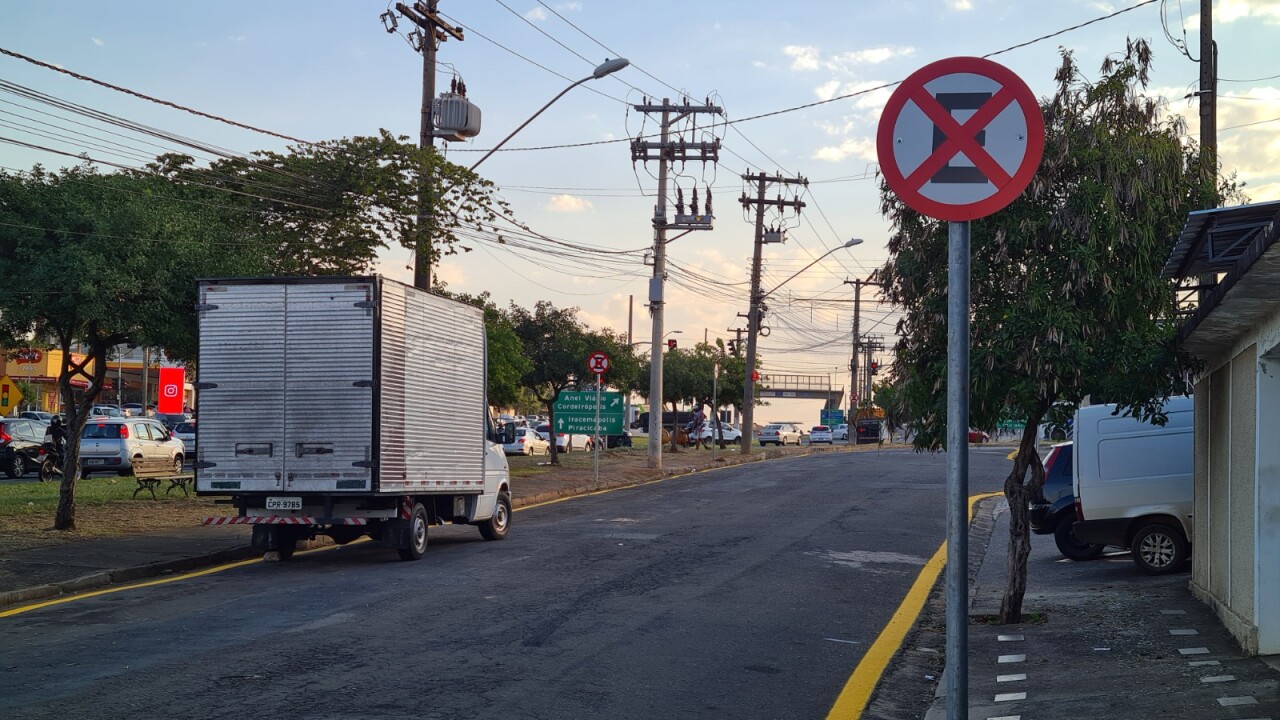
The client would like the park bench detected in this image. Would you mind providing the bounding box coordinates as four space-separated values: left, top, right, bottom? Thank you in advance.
132 465 195 499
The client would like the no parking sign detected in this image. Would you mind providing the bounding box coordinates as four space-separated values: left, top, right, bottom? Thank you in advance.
877 56 1043 221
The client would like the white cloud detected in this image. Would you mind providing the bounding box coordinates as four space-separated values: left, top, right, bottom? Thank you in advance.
815 80 842 102
90 37 104 46
546 194 594 213
812 136 877 163
525 7 547 21
784 45 821 71
752 60 767 69
784 44 915 73
1087 2 1116 11
948 0 974 10
227 34 246 43
1220 0 1280 23
556 2 582 9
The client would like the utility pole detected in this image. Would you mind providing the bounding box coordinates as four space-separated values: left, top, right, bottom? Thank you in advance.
739 171 807 453
632 98 723 469
845 279 862 417
1200 0 1216 170
384 2 463 290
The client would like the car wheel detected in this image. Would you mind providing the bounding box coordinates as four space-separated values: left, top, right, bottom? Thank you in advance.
1131 522 1188 575
1054 516 1105 561
1050 428 1067 442
5 454 24 479
479 491 511 541
172 456 183 474
397 503 429 561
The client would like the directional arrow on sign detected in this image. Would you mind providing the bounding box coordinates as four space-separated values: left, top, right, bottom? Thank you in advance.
557 417 565 430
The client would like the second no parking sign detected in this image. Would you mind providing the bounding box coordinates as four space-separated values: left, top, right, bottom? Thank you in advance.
877 56 1044 221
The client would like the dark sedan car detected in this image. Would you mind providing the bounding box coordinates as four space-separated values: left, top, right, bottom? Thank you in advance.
1029 441 1104 560
1 418 47 478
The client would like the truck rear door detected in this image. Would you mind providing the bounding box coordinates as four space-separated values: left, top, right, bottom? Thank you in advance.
196 280 375 494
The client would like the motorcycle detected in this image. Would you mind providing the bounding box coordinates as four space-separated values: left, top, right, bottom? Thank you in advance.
39 440 76 482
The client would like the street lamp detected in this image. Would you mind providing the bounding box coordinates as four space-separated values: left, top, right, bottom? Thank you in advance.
740 238 864 453
468 58 630 172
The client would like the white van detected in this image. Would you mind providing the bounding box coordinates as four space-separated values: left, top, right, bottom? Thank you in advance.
1071 395 1193 575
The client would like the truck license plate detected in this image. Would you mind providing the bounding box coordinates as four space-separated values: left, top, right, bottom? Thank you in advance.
266 496 302 511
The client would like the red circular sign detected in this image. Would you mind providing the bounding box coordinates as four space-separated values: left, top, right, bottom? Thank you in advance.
877 56 1044 221
587 351 610 375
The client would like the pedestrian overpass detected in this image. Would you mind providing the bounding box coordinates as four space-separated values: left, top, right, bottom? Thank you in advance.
757 374 844 409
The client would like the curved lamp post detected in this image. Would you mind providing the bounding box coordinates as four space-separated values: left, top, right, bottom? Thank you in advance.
469 58 630 172
741 237 864 453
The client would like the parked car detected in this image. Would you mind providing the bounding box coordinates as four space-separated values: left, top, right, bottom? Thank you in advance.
534 424 592 452
968 428 990 443
833 423 849 441
855 419 885 444
809 425 834 444
154 412 192 430
759 422 803 446
503 427 550 456
0 418 46 478
1072 396 1193 575
90 405 125 418
173 420 197 458
78 417 185 478
1029 442 1104 560
121 403 145 417
696 421 742 444
19 410 53 423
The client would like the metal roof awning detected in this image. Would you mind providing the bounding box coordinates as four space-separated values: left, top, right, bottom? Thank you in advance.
1164 202 1280 360
1161 200 1280 280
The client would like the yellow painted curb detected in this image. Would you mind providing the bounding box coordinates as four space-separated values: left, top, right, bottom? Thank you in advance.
825 491 1004 720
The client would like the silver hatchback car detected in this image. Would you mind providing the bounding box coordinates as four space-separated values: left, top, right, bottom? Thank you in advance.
78 417 186 477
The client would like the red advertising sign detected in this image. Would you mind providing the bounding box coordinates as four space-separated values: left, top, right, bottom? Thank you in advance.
14 348 43 364
157 367 185 414
877 56 1044 221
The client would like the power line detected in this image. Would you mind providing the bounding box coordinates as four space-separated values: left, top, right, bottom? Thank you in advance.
0 45 312 145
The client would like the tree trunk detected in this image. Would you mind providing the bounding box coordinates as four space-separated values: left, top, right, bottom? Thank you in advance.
669 401 680 452
546 400 560 466
998 414 1048 624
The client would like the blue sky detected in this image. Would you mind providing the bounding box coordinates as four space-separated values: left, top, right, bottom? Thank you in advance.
3 0 1278 413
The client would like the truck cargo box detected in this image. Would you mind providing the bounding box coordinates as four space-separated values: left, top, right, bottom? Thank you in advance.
195 276 488 496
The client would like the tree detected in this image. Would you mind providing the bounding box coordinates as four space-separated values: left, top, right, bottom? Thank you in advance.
507 301 620 465
152 131 509 275
0 164 271 530
875 41 1227 623
872 379 907 440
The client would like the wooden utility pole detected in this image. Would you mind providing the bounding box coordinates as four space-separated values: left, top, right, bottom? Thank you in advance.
1199 0 1216 170
739 171 806 453
632 98 722 469
387 2 463 290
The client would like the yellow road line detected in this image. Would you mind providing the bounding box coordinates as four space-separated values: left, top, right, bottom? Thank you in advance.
825 491 1004 720
0 539 349 619
2 451 893 617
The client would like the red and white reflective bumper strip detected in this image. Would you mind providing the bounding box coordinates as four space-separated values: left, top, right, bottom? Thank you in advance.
202 516 368 526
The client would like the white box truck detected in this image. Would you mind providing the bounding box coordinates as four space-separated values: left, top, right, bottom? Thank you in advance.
1071 395 1193 574
195 277 515 561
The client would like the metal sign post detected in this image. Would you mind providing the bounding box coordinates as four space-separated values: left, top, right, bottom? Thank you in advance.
586 351 610 488
876 56 1044 719
711 362 720 461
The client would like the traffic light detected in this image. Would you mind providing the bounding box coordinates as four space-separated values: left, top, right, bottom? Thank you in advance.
751 370 760 382
667 338 678 350
726 339 737 354
870 360 879 375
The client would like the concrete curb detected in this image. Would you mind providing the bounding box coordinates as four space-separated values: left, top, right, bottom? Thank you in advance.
1 444 874 609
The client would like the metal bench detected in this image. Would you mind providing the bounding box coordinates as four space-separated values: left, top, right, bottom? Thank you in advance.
132 465 195 499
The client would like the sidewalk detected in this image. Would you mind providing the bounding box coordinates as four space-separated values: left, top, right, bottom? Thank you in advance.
0 440 874 608
926 499 1280 719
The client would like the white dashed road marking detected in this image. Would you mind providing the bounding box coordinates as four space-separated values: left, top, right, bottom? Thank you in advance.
996 673 1027 682
1179 647 1211 655
997 654 1026 663
994 692 1026 702
1217 696 1259 707
1170 628 1200 636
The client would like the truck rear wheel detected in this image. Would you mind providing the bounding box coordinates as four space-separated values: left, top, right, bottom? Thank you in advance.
397 503 429 561
479 492 511 541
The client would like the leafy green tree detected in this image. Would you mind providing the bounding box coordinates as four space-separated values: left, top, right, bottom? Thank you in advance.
152 131 509 275
508 301 598 465
876 41 1228 623
872 379 907 439
0 164 270 530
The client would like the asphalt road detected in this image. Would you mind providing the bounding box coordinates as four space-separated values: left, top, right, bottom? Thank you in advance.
1 445 1012 719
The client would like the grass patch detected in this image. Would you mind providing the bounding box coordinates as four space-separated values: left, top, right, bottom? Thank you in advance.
0 475 179 516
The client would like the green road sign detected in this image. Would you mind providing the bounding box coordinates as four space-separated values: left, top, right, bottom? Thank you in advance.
553 390 624 435
821 409 845 426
